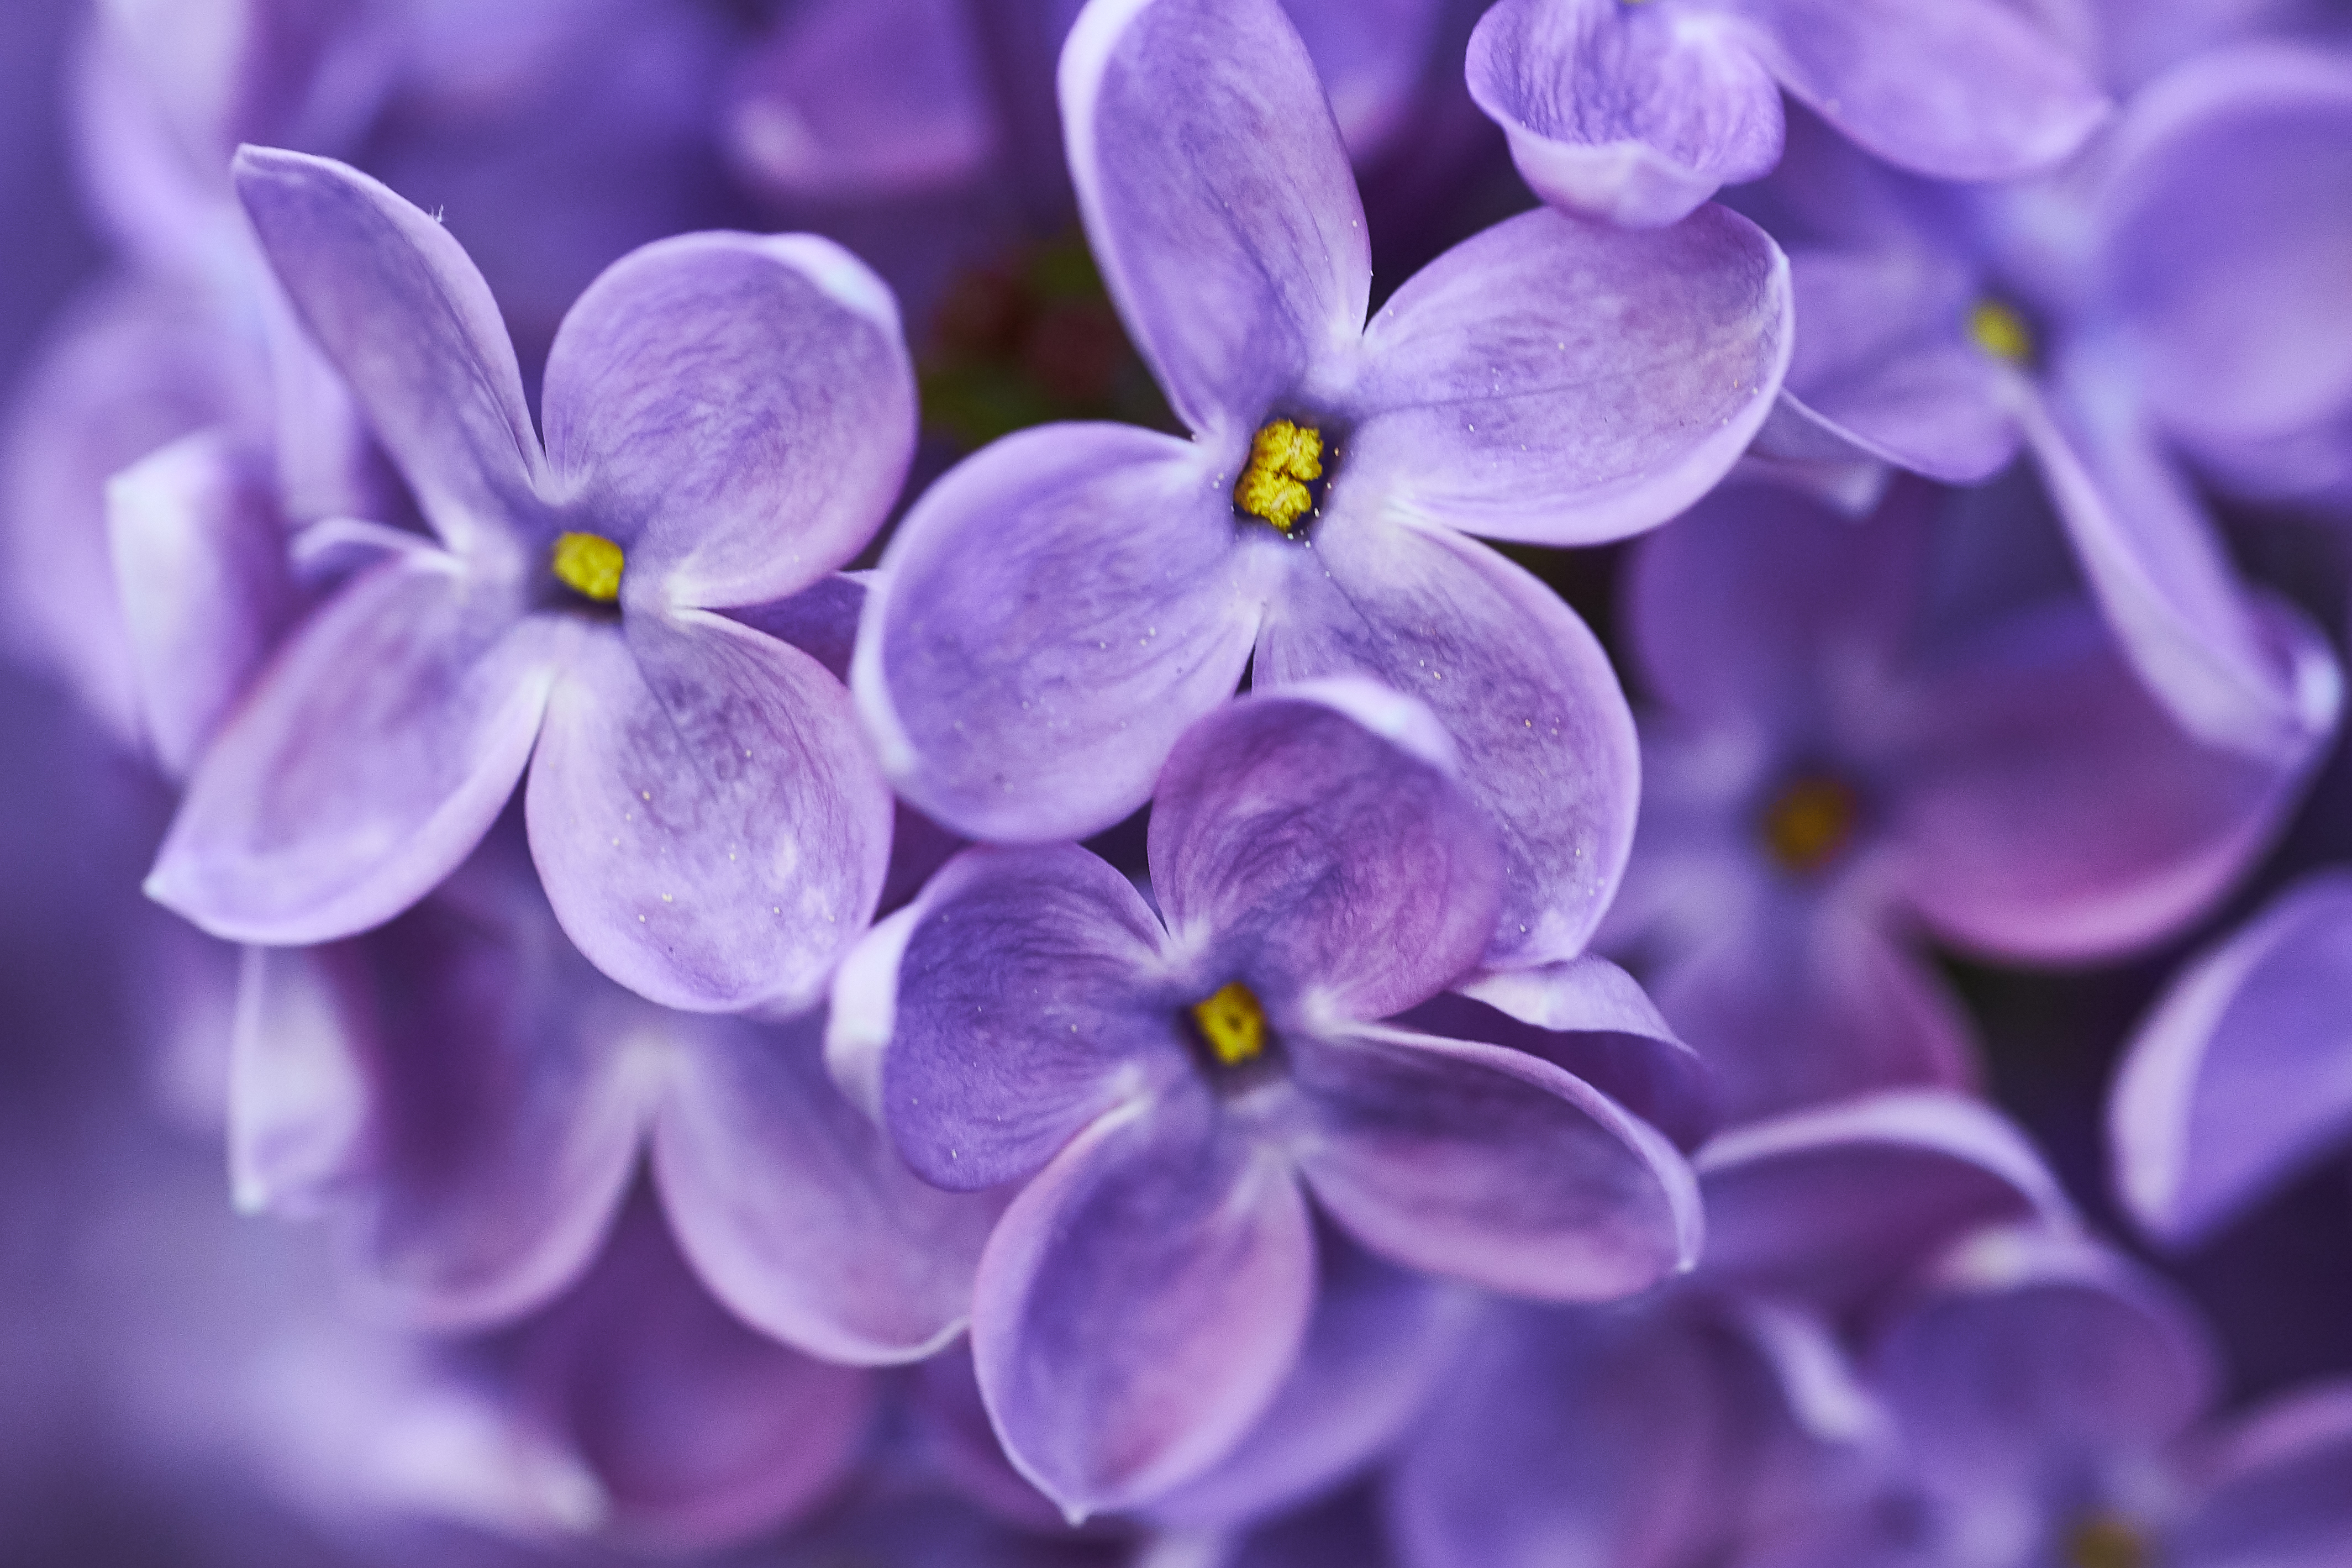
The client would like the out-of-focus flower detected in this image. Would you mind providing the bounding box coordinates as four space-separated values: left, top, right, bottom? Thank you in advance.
1463 0 2109 229
1607 477 2316 1124
831 682 1701 1516
143 149 908 1012
857 0 1791 971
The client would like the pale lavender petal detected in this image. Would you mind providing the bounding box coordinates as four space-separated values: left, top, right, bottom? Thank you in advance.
1149 684 1502 1022
1293 1024 1701 1300
541 233 914 608
652 1008 1000 1365
1695 1091 2074 1312
1061 0 1369 435
1889 599 2313 962
147 556 560 943
973 1093 1316 1516
105 430 299 778
1464 0 1783 228
2020 366 2344 762
878 844 1181 1192
2100 46 2352 447
232 146 544 558
1259 517 1637 969
855 424 1268 842
525 610 890 1013
2179 1380 2352 1568
1348 205 1791 545
1740 0 2108 182
2109 872 2352 1249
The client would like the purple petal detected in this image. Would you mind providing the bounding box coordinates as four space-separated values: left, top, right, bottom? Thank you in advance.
2020 365 2345 763
2179 1380 2352 1568
1061 0 1369 435
1888 599 2314 962
875 844 1180 1192
1258 517 1636 969
651 1008 1000 1365
2109 872 2352 1249
1695 1091 2074 1313
1348 204 1791 545
1285 0 1449 165
1741 0 2108 183
1150 682 1502 1020
105 430 300 779
2098 46 2352 448
1464 0 1783 228
147 556 560 944
972 1092 1316 1516
541 232 913 609
232 146 544 559
1293 1024 1701 1300
855 423 1269 842
1415 956 1719 1150
525 610 890 1012
230 847 654 1329
1873 1231 2218 1506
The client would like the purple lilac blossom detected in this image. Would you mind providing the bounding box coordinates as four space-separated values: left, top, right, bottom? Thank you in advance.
831 682 1702 1516
142 148 908 1013
1464 0 2109 229
1748 45 2352 765
1605 476 2318 1124
857 0 1792 971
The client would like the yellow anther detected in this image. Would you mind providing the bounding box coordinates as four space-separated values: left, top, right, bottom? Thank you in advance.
1968 299 2034 365
2065 1516 2146 1568
1234 419 1324 533
551 530 625 602
1761 775 1860 875
1191 980 1267 1067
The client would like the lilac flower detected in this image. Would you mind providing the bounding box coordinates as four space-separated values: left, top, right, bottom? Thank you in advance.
1607 477 2317 1124
857 0 1792 971
143 148 909 1012
1463 0 2109 229
2108 869 2352 1250
1808 1227 2352 1568
830 682 1702 1516
1751 46 2352 764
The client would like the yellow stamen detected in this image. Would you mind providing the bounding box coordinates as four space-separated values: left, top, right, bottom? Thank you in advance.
1968 299 2034 365
2065 1515 2146 1568
1190 980 1267 1067
1761 775 1860 875
551 530 625 603
1234 419 1324 533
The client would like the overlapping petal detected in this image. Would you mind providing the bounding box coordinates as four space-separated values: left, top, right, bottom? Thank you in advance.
525 609 890 1013
2177 1382 2352 1568
1060 0 1369 434
541 231 914 608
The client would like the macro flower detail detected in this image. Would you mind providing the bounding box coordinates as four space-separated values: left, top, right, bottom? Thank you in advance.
858 0 1793 970
142 147 914 1013
830 682 1702 1515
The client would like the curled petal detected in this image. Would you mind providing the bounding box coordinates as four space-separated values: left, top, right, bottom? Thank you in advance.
972 1094 1316 1517
2179 1380 2352 1568
1465 0 1783 228
2110 872 2352 1249
543 232 913 608
1061 0 1369 434
525 611 890 1013
148 556 559 944
856 424 1268 842
1350 205 1792 545
1293 1024 1701 1301
1150 683 1502 1022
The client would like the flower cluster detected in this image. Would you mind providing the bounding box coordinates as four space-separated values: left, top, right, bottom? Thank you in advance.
2 0 2350 1562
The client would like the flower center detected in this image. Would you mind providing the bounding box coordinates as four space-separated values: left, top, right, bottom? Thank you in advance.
1190 980 1267 1067
1234 419 1325 534
1968 299 2034 365
1760 774 1860 875
551 530 625 603
2065 1514 2147 1568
